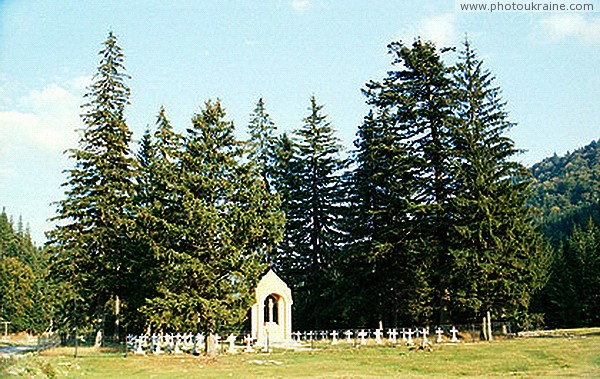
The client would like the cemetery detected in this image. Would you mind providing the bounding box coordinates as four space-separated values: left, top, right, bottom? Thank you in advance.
2 328 599 377
2 2 600 377
3 269 599 377
119 270 501 356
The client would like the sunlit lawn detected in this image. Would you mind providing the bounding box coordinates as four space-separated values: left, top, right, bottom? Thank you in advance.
2 328 600 378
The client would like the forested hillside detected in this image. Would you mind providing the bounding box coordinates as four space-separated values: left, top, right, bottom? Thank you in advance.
530 140 600 328
0 209 52 333
531 140 600 242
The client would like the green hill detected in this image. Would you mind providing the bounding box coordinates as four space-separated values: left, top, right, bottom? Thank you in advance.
528 140 600 328
530 140 600 245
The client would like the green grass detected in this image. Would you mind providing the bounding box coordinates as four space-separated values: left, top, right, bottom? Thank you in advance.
2 328 600 378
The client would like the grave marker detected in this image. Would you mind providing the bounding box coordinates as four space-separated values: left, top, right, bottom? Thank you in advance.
374 329 383 345
357 330 367 345
135 336 146 355
406 329 414 345
331 330 339 345
226 334 237 353
435 327 444 343
388 328 398 344
344 330 353 343
173 333 183 354
244 335 254 353
450 326 459 342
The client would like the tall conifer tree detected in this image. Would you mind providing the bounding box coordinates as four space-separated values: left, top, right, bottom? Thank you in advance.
247 98 277 190
47 32 137 332
271 133 308 273
350 40 455 325
142 100 283 354
132 108 183 330
449 39 550 325
276 96 346 329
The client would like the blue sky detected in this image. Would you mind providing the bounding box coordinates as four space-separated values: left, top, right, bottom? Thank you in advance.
1 0 599 243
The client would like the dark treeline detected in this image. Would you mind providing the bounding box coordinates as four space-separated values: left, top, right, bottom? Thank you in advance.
529 141 600 328
6 31 594 340
0 209 53 333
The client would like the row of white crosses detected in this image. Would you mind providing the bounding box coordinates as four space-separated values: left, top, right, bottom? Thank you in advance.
129 333 204 355
129 332 244 355
291 327 460 345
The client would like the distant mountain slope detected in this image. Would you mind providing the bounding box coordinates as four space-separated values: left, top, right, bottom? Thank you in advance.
530 140 600 244
530 140 600 214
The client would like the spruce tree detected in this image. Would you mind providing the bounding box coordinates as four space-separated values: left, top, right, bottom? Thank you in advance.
560 221 600 326
131 108 184 330
47 31 137 333
142 100 283 354
247 98 277 190
276 96 346 329
542 241 579 327
449 39 550 326
271 133 306 271
350 39 455 325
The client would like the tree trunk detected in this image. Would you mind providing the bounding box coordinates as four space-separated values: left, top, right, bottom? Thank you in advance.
487 311 493 341
482 316 488 341
114 295 120 341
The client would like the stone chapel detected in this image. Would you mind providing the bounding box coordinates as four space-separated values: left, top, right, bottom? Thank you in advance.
250 269 293 346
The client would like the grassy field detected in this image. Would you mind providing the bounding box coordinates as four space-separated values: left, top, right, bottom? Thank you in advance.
2 328 599 378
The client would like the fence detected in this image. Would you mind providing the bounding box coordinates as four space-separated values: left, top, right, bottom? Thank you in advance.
35 334 61 354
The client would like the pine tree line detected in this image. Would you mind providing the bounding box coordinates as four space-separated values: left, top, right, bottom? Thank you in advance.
0 209 52 333
44 32 551 341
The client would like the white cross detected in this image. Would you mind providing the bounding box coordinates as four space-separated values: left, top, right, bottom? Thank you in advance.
387 328 398 344
193 333 204 355
402 328 407 343
135 335 145 355
174 333 183 354
307 331 314 340
154 335 163 355
406 329 414 345
450 327 459 342
435 327 444 343
226 334 237 353
244 334 254 353
421 328 429 344
293 331 301 341
321 330 328 340
331 330 339 345
357 330 367 345
374 329 383 345
344 330 353 343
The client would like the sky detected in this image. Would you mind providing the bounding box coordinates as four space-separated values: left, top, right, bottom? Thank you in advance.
1 0 599 244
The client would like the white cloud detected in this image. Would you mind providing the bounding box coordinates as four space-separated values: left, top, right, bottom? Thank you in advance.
291 0 311 11
537 15 600 44
399 13 458 48
0 78 87 177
